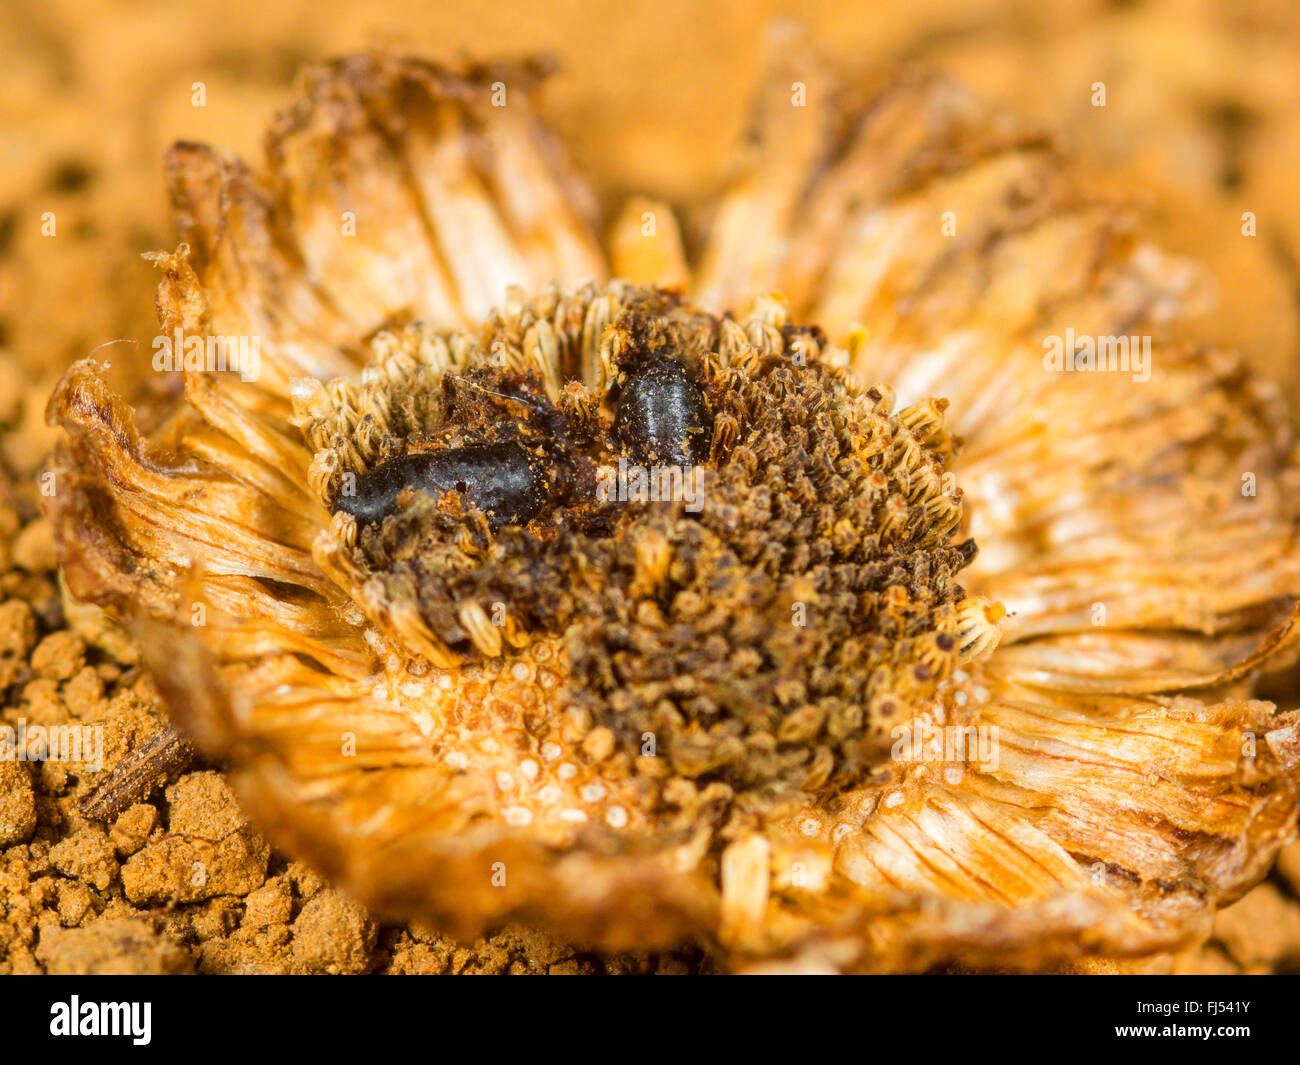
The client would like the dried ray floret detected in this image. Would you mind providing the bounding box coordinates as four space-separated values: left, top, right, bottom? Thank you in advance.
43 41 1300 971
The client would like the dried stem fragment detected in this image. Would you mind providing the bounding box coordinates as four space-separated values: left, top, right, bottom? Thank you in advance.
79 724 196 822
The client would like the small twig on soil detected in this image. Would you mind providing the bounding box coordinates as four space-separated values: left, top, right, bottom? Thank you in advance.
79 723 196 822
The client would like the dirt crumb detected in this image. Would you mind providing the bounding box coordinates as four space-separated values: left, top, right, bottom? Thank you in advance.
12 517 56 573
0 599 37 689
292 890 376 974
31 631 86 681
0 762 37 846
121 826 269 904
55 878 95 926
48 826 117 890
110 803 158 856
166 771 246 838
36 917 194 975
242 875 293 930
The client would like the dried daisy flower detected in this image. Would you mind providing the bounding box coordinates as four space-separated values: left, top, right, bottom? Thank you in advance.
44 39 1300 972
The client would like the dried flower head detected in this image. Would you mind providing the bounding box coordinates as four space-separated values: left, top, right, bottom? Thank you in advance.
44 38 1300 971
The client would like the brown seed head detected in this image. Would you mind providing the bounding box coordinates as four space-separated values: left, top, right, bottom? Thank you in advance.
296 283 990 800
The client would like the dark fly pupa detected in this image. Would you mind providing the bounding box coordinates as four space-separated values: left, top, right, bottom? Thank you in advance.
614 358 712 466
334 441 546 528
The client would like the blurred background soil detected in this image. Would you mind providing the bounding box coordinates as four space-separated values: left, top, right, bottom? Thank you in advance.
1 0 1299 973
